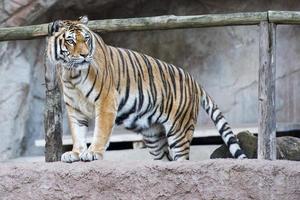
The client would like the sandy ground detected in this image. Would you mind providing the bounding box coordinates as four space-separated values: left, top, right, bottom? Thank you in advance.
9 145 219 163
0 159 299 200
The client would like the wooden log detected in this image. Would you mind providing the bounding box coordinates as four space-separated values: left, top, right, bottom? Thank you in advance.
44 53 63 162
88 12 267 32
258 21 277 160
3 11 300 42
268 10 300 24
0 23 49 41
0 12 268 41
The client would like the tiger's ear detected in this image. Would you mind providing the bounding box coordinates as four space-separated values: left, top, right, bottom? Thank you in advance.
48 20 63 36
79 15 88 25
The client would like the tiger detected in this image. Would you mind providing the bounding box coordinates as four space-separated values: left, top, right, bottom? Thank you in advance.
46 16 247 163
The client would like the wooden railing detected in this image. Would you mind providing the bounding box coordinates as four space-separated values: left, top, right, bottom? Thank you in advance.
1 10 299 161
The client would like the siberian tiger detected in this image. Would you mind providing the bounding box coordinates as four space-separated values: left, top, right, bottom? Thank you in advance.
46 16 247 163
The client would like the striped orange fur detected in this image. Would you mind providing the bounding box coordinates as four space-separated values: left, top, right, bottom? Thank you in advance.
46 16 247 162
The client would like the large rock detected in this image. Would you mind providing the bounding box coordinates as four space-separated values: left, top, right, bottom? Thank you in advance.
277 137 300 160
210 131 300 160
0 160 299 200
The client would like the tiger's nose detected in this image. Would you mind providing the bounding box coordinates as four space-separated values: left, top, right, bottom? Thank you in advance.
80 53 88 57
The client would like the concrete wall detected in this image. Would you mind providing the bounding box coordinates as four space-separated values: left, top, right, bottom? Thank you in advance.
0 0 300 159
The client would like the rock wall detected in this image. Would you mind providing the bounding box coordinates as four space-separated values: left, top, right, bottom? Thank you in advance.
0 0 59 160
0 160 299 200
0 0 300 159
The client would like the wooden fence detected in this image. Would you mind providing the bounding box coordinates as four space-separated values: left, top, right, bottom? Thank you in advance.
1 10 299 161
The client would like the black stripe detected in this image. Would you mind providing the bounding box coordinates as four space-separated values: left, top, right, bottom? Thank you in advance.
152 142 168 153
85 70 98 98
168 80 189 135
149 151 162 157
223 130 233 138
234 149 244 158
64 84 75 89
54 37 58 60
171 131 188 146
227 137 238 146
70 70 81 79
174 146 190 154
77 119 88 127
214 112 223 125
168 64 177 98
117 48 126 77
155 60 168 95
204 94 210 112
137 72 144 111
173 152 189 161
174 140 190 149
153 154 165 160
143 137 163 145
161 87 173 124
169 135 188 149
115 99 137 125
59 39 63 58
63 92 75 102
65 102 82 113
94 84 103 102
219 122 229 136
125 50 137 81
94 68 107 102
83 66 90 83
142 55 157 110
211 105 219 119
116 49 121 91
132 51 145 80
156 89 165 122
137 91 152 118
117 50 131 112
147 105 159 124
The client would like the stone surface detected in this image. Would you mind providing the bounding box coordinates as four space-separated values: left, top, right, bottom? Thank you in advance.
0 0 57 160
211 131 300 160
0 159 299 200
277 137 300 160
0 82 29 160
1 0 300 160
10 145 219 162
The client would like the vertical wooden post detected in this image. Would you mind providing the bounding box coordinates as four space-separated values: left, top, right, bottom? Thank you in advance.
258 21 276 160
44 52 63 162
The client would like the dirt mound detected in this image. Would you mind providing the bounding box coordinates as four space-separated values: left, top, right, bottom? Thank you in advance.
0 159 299 200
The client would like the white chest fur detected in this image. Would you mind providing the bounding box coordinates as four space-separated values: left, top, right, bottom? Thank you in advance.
61 68 95 119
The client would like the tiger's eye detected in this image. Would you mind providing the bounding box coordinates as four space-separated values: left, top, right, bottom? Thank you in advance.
66 39 74 45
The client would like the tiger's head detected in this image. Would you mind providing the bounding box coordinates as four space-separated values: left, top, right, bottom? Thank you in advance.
47 16 95 70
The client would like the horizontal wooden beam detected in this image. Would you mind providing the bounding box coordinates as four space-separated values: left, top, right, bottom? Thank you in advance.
268 10 300 24
88 12 267 32
0 12 268 41
2 11 300 42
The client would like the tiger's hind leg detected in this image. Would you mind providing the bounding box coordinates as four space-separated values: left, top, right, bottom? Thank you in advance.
142 124 172 161
165 123 194 161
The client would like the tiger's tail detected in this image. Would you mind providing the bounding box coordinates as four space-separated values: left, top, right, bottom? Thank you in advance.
200 87 247 159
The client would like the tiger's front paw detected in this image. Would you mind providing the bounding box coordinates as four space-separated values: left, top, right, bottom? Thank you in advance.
61 151 80 163
79 150 103 162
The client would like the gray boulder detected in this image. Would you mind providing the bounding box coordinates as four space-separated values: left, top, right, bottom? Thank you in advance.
210 131 300 161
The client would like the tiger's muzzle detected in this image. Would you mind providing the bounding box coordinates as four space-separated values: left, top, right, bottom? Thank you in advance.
67 55 93 69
